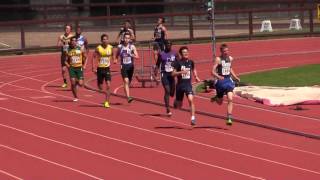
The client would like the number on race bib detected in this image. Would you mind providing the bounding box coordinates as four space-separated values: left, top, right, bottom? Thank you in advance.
99 57 110 66
221 61 231 75
181 66 191 79
123 56 132 64
222 67 230 75
71 56 81 64
165 62 173 72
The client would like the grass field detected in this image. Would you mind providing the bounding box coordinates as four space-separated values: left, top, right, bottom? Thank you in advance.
239 64 320 87
195 64 320 93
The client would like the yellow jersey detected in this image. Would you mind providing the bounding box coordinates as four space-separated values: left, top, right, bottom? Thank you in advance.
96 44 113 68
67 46 83 68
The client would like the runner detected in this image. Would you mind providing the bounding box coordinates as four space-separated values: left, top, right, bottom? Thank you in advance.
115 20 135 64
152 17 168 62
116 33 139 103
155 40 178 116
117 20 135 45
92 34 113 108
65 36 87 102
172 46 201 125
75 26 89 54
57 24 74 88
211 43 240 126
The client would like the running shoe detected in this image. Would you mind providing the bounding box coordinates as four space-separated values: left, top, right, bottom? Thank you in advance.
166 109 172 116
191 117 196 126
104 101 110 108
61 83 67 88
127 97 134 103
73 98 78 102
226 118 233 126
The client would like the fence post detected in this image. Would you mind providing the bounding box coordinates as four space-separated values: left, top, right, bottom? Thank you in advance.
309 9 314 35
170 4 174 26
43 6 48 21
106 4 111 26
20 25 25 49
248 11 253 40
300 3 305 26
43 5 48 27
188 15 194 41
235 7 240 25
75 20 79 30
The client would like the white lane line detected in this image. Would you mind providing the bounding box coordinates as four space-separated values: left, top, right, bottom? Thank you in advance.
0 71 48 87
30 96 56 99
4 76 320 158
0 106 264 180
11 78 320 158
0 119 183 180
0 170 23 180
2 93 320 176
2 72 320 176
195 95 320 122
0 144 103 180
206 129 320 157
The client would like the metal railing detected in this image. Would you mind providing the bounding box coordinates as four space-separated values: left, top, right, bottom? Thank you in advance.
0 6 319 51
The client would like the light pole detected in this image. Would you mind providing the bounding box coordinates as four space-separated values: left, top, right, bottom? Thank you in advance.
209 0 216 59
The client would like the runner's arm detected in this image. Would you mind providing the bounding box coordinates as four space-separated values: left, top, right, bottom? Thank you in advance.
57 36 62 48
163 26 168 39
64 53 70 68
192 61 201 82
154 54 162 76
84 37 89 52
131 46 139 59
91 49 98 72
229 57 240 82
128 29 135 41
82 47 87 69
113 47 118 64
211 57 224 80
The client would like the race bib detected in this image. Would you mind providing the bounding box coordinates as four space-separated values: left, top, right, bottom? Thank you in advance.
155 32 161 39
222 67 230 75
71 56 81 64
99 57 110 66
123 56 132 64
181 66 191 79
221 61 231 75
165 62 173 72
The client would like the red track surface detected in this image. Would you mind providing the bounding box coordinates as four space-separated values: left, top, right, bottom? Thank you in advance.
1 37 320 180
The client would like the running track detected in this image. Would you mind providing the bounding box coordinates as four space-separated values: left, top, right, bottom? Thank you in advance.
0 37 320 180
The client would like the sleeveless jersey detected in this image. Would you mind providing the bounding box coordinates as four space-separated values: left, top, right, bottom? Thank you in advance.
154 25 165 41
158 51 177 73
96 44 113 68
119 44 135 66
175 59 194 84
67 46 83 67
217 56 232 77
